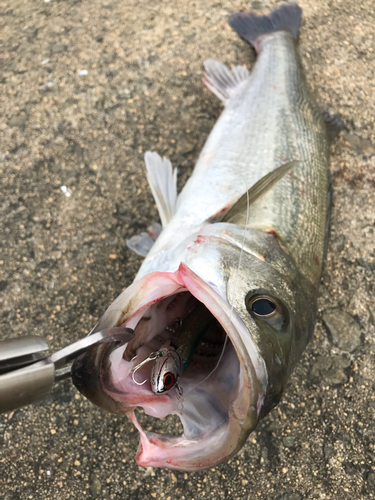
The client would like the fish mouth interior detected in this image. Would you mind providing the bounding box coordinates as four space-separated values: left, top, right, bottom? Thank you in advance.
102 282 246 470
124 290 234 397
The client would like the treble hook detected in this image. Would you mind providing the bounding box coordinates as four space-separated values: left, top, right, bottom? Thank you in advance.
131 351 160 386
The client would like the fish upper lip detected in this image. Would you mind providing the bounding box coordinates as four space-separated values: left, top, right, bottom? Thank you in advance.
82 263 266 470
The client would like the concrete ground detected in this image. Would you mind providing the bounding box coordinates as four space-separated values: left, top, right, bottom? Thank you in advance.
1 0 374 498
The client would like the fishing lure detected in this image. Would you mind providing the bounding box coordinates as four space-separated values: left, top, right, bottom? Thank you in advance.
132 302 215 395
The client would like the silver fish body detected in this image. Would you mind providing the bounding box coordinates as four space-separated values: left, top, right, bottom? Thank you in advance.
72 3 331 471
144 29 329 286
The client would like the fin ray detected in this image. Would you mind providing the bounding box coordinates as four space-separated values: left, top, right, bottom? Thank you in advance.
222 160 298 223
229 3 302 48
126 233 155 257
126 222 162 257
203 59 250 104
144 152 178 227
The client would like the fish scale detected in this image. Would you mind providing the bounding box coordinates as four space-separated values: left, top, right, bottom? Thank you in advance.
138 33 329 287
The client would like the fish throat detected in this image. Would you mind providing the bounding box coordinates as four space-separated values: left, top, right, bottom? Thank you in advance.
126 292 229 396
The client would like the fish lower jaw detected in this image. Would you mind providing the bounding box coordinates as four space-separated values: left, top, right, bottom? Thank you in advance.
130 410 236 471
105 333 243 470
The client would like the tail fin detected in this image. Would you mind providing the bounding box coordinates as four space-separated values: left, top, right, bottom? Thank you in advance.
229 3 302 48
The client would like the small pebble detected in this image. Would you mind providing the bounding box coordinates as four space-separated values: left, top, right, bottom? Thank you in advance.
51 43 67 54
311 355 351 384
276 494 303 500
90 474 102 498
8 114 27 127
282 436 295 448
322 309 361 352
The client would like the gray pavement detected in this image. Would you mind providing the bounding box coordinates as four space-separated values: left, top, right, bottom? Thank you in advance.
1 0 374 498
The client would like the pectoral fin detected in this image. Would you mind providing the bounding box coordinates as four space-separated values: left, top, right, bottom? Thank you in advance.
221 160 298 224
126 222 162 257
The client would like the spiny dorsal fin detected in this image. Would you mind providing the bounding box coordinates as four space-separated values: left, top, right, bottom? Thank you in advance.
203 59 250 104
222 160 298 223
144 151 178 227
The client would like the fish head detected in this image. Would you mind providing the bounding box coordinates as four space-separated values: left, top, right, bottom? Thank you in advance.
218 224 318 417
72 224 317 470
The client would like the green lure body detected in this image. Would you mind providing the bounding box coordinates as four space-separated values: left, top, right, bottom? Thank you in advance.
173 302 215 372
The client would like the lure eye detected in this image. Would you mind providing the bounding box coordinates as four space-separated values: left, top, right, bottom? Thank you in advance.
163 372 175 390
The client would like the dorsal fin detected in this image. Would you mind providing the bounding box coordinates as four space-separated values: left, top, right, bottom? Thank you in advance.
203 59 250 105
222 160 298 224
144 151 178 227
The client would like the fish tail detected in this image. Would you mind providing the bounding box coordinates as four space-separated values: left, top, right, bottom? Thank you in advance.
229 2 302 49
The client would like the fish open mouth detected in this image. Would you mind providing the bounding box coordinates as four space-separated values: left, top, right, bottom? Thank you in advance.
74 263 265 471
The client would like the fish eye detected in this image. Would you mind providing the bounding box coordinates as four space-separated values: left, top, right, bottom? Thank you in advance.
246 294 287 331
163 372 175 390
249 296 277 317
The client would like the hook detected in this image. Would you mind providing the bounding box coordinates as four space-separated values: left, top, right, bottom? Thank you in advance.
131 351 160 386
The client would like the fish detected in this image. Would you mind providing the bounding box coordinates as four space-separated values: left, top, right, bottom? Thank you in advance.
72 3 333 471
